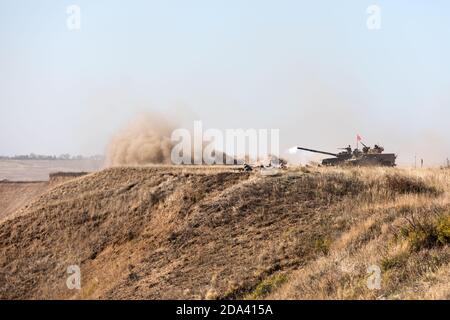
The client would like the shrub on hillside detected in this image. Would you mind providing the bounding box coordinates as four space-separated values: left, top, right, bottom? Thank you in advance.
402 212 450 251
384 174 440 195
245 274 287 299
436 214 450 245
321 174 364 197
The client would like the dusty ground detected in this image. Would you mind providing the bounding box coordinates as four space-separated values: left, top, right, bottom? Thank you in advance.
0 172 89 222
0 166 448 299
0 181 48 222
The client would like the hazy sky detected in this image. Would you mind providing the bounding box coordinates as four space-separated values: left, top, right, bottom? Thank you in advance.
1 0 449 165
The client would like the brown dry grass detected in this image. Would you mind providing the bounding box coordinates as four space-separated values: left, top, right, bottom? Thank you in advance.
269 167 450 300
0 165 449 299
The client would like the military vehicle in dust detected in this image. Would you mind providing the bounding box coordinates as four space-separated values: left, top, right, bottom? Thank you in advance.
297 142 396 166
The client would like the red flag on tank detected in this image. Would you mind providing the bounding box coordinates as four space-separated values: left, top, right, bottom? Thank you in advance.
356 134 362 141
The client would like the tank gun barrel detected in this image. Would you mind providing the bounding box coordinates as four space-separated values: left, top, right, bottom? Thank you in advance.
297 147 338 157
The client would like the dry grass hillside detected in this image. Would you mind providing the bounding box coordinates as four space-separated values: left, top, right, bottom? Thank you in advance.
0 166 449 299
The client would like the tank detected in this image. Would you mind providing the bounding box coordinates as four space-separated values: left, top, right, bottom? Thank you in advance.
297 143 396 167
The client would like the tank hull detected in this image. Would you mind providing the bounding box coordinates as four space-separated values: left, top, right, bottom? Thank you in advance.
321 153 396 167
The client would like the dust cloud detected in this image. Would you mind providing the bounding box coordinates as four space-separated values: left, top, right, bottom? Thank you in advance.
105 113 176 166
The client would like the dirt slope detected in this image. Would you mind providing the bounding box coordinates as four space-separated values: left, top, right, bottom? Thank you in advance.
0 173 88 222
0 181 48 221
0 166 449 299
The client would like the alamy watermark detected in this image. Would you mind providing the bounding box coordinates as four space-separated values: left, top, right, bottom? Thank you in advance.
66 5 81 31
366 5 381 30
367 264 381 290
170 121 280 165
66 265 81 290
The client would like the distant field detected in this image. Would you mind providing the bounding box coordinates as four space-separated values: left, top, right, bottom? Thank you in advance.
0 160 104 181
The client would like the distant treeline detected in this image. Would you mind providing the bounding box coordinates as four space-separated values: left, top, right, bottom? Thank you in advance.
0 154 104 160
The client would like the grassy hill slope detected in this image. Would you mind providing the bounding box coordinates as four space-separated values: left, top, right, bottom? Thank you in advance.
0 166 448 299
